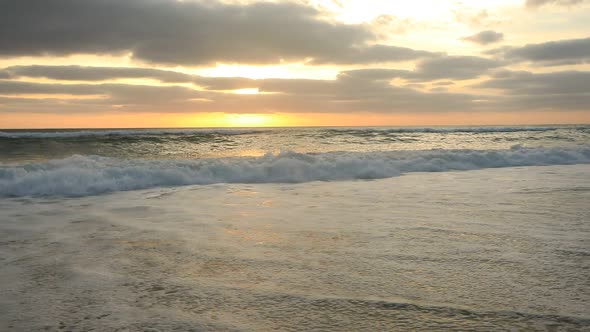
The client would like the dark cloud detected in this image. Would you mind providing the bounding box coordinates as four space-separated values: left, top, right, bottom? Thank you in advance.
525 0 588 8
461 30 504 45
487 37 590 66
0 0 436 66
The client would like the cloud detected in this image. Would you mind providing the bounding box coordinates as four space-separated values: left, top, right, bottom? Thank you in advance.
0 81 205 105
487 37 590 66
433 81 455 86
468 69 590 111
0 72 480 114
473 69 590 112
340 56 503 82
3 66 587 115
525 0 588 8
476 70 590 95
0 81 101 96
462 31 504 45
308 44 440 65
411 56 503 80
0 65 266 91
0 65 194 83
0 0 435 66
336 68 407 81
194 77 258 90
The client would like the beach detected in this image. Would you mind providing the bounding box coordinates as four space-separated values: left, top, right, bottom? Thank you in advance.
1 163 589 331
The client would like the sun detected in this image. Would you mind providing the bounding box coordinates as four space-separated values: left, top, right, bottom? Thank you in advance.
224 114 274 127
232 88 259 95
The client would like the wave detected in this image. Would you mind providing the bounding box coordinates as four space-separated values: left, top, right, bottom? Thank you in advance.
0 128 263 139
325 125 589 134
1 126 588 139
1 145 589 197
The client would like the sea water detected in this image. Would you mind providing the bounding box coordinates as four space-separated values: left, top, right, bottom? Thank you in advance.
0 126 589 330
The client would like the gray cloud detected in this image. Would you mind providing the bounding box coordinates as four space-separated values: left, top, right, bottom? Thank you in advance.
487 37 590 66
0 81 101 95
474 69 590 112
0 65 265 91
0 73 480 114
476 70 590 95
193 77 258 90
496 94 590 111
3 67 587 115
462 31 504 45
340 56 503 82
308 44 440 65
411 56 503 80
0 65 194 83
0 0 436 66
525 0 588 8
0 81 205 105
336 68 407 81
433 81 455 86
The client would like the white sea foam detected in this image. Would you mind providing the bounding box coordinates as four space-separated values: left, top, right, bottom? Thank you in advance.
1 146 589 197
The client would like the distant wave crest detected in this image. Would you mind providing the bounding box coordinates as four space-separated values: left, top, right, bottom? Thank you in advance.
0 128 263 138
1 145 589 197
1 126 588 139
326 126 590 134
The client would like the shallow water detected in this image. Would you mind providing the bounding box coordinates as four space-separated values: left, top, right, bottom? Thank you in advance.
1 165 589 331
1 125 589 163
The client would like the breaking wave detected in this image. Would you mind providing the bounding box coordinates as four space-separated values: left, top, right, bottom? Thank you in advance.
326 125 590 134
1 145 589 197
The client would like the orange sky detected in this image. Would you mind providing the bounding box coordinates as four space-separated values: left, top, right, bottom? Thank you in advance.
3 111 590 129
1 0 589 128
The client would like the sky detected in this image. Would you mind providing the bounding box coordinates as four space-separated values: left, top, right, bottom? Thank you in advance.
1 0 589 128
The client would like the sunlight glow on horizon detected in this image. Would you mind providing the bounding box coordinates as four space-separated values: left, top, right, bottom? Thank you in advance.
2 111 590 129
232 88 260 95
222 114 275 127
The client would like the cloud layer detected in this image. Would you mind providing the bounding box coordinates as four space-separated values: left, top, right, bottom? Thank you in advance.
526 0 587 8
487 37 590 66
2 63 588 115
0 0 436 66
0 0 589 121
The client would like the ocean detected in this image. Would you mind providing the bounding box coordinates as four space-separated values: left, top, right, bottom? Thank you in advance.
1 125 589 331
